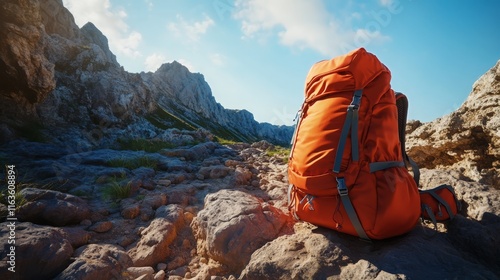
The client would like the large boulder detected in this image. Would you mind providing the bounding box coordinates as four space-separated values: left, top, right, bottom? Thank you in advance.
55 244 132 280
0 222 73 280
240 218 499 280
192 189 291 272
240 225 352 280
128 206 183 266
17 188 91 226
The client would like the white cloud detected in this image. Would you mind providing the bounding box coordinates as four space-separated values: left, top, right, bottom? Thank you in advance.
351 12 362 20
63 0 142 58
167 14 215 43
379 0 394 7
144 0 154 10
233 0 390 56
144 53 166 72
209 53 226 66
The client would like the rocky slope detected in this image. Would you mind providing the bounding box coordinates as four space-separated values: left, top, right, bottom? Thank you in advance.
0 0 293 147
0 137 499 280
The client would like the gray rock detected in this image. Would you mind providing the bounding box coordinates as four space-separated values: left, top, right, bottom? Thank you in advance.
126 266 155 279
128 218 177 266
122 203 141 220
17 188 91 226
340 260 405 280
161 142 218 161
0 222 73 280
154 204 184 227
192 189 290 272
241 222 499 280
154 270 166 280
239 228 350 280
198 165 232 179
162 158 194 172
60 226 92 248
89 221 113 233
133 167 156 180
55 244 132 280
142 193 168 210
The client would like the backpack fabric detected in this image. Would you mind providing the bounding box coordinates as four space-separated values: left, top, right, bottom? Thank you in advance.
287 48 421 240
420 184 461 226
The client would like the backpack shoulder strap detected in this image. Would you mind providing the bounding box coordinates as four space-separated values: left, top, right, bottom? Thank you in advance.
395 92 420 187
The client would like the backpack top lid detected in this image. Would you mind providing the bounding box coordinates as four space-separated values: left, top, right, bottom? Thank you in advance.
304 47 390 102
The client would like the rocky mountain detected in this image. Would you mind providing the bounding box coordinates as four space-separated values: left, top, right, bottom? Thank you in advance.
0 0 293 147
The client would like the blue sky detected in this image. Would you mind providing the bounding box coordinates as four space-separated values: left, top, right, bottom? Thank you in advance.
62 0 500 125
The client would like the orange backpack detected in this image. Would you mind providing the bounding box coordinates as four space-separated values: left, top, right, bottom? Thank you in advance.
287 48 421 240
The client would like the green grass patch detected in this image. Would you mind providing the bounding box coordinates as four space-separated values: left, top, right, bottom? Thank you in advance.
13 177 71 193
214 137 240 145
106 156 158 170
95 172 127 184
0 179 69 215
0 189 27 210
148 103 255 144
102 180 132 201
117 138 180 153
265 145 291 162
146 106 197 131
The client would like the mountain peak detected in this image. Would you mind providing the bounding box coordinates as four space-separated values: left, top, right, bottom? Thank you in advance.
0 0 292 146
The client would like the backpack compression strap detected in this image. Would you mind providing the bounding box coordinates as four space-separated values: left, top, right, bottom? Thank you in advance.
333 89 370 241
395 92 420 186
333 89 363 173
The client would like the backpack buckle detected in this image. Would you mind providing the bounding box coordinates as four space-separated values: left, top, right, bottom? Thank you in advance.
347 104 359 111
336 177 348 196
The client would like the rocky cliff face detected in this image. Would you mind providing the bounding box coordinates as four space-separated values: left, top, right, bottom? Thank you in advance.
0 0 56 131
406 59 500 188
0 0 293 147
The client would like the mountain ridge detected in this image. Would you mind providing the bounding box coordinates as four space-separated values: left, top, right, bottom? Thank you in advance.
0 0 293 147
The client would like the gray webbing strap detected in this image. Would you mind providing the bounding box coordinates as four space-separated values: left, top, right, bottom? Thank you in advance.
336 177 370 241
351 106 360 161
333 90 363 173
428 191 455 219
395 92 421 187
333 110 353 173
369 161 405 173
422 204 438 230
